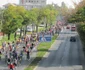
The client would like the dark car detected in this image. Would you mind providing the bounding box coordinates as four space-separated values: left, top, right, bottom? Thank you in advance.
70 36 76 42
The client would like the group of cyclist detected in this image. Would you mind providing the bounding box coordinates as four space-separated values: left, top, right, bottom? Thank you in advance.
0 28 56 70
0 34 36 70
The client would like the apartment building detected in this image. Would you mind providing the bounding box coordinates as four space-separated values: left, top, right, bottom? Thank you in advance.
19 0 46 10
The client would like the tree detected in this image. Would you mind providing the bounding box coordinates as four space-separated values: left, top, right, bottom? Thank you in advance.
2 5 23 40
40 5 58 30
68 6 85 23
48 5 58 27
16 6 27 37
27 9 37 33
40 7 52 30
21 10 30 36
31 8 43 33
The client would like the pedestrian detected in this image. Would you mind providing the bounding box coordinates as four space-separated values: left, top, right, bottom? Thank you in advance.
13 50 17 59
37 34 39 41
26 50 30 60
12 41 15 47
12 41 15 51
7 58 11 65
27 43 30 48
30 42 34 50
2 42 6 52
23 46 26 52
25 36 28 45
26 40 28 46
8 43 12 51
13 59 17 69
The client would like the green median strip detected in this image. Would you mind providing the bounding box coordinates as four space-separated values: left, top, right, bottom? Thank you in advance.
24 34 57 70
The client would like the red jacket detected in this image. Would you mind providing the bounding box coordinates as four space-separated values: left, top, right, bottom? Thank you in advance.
8 64 15 69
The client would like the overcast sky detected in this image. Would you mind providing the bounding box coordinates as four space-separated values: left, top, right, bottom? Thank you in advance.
0 0 80 8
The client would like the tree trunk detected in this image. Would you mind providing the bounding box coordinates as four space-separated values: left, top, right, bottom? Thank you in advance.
23 26 25 36
45 23 47 31
50 23 52 28
8 33 10 40
20 27 22 38
14 32 16 40
36 24 38 33
25 25 27 36
32 23 34 33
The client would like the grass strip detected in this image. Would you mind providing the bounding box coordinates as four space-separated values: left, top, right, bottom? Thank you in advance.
24 34 57 70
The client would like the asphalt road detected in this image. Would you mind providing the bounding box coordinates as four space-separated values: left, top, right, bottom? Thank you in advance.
34 28 85 70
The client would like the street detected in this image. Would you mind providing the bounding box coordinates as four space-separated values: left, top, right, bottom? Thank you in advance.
34 28 85 70
0 0 85 70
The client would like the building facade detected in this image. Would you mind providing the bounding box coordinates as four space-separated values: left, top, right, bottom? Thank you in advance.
19 0 46 10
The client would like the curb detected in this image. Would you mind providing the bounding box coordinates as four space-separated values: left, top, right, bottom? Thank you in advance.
33 40 58 70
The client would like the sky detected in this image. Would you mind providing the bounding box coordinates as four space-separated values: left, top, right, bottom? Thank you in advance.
0 0 81 8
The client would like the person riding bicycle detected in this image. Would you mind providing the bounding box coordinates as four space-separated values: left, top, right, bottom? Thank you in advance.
7 58 11 65
8 63 15 70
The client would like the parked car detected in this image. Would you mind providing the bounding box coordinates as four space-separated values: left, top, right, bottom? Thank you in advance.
70 36 76 42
